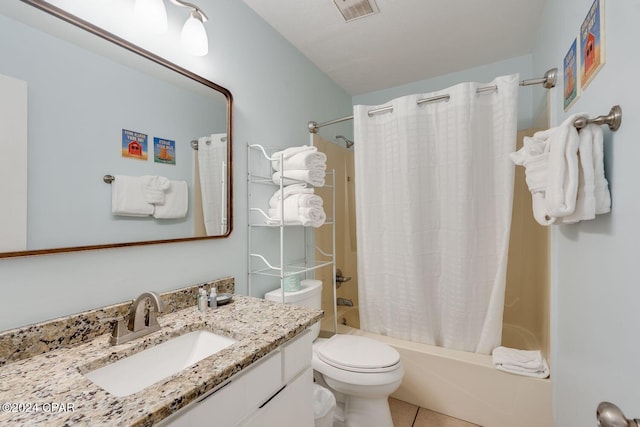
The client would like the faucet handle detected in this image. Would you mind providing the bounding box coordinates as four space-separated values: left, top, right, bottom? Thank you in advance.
99 315 126 324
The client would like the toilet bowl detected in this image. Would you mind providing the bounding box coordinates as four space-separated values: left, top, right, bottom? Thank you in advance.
313 335 403 427
265 281 404 427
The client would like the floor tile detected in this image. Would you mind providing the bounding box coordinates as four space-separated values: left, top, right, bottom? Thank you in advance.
413 407 478 427
388 397 419 427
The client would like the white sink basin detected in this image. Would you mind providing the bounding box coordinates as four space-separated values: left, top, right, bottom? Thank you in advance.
84 330 236 397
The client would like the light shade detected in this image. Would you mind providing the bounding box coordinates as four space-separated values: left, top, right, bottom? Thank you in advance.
134 0 168 35
181 11 208 56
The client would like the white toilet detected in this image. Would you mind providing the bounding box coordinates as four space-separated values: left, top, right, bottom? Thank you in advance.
265 281 404 427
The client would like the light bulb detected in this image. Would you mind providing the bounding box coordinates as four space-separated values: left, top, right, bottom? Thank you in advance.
181 11 208 56
134 0 168 35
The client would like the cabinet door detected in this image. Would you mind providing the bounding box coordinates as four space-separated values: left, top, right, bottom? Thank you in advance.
241 368 314 427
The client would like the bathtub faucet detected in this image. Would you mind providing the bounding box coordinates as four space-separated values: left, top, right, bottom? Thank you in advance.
337 297 353 307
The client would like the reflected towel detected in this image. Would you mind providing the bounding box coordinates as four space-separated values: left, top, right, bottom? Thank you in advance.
492 346 550 379
153 180 188 219
272 170 325 187
141 175 170 204
111 175 154 217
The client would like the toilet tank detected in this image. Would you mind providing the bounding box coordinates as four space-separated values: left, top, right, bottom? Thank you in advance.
264 279 322 340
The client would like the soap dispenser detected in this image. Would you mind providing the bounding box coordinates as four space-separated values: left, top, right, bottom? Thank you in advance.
198 288 208 312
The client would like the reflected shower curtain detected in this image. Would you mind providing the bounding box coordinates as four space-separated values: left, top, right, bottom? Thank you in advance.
354 75 518 354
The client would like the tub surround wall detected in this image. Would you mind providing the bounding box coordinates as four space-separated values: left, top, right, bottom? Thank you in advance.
0 277 234 366
0 287 322 426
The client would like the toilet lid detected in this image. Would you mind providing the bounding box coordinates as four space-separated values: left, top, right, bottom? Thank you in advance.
316 335 400 373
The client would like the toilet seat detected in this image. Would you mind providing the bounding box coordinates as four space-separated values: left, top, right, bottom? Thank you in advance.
315 335 400 373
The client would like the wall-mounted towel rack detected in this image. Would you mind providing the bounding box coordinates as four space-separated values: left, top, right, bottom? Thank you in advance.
103 174 115 184
574 105 622 131
190 136 227 150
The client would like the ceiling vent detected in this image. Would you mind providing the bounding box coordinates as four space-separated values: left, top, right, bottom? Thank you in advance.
333 0 379 22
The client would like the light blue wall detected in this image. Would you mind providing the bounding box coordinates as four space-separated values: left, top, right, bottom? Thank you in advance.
353 55 535 130
0 0 352 330
532 1 640 425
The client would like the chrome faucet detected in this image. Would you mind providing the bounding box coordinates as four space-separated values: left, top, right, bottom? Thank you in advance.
336 297 353 307
108 291 166 345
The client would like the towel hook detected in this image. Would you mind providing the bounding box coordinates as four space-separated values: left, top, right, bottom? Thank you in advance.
103 174 115 184
574 105 622 131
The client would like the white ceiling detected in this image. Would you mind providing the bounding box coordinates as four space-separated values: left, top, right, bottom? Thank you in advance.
241 0 548 95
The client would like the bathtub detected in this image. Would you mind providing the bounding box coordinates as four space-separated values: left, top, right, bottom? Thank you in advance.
336 324 553 427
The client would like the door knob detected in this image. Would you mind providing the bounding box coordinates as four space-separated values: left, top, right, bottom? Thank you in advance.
597 402 640 427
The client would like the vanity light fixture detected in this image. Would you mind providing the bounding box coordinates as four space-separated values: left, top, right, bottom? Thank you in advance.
170 0 209 56
134 0 209 56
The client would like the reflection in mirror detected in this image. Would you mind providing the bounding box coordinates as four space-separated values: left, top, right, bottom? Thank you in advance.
0 1 232 257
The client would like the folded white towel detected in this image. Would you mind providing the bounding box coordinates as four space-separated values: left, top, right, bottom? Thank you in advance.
592 124 611 214
272 146 327 172
273 170 325 187
269 184 314 208
140 175 170 204
111 175 154 217
492 346 550 379
543 114 583 218
562 124 597 224
510 137 555 225
153 180 188 219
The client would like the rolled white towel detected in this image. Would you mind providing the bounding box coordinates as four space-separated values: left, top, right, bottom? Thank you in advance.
297 193 323 208
272 149 327 172
269 183 314 208
267 206 326 228
273 170 325 187
492 346 550 379
141 175 170 204
299 207 326 227
271 145 317 170
273 194 324 211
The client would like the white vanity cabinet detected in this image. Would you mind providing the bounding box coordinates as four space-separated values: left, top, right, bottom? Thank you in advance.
159 329 314 427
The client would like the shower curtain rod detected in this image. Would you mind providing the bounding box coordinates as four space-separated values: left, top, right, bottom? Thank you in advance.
308 68 558 133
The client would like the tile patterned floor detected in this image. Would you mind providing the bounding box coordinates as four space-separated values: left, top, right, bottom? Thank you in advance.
389 397 480 427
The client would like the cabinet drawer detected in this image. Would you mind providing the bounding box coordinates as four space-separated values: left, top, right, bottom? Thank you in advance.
282 329 313 382
245 349 283 409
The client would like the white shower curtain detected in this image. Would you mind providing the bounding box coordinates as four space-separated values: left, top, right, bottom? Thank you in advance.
198 133 227 236
354 74 518 354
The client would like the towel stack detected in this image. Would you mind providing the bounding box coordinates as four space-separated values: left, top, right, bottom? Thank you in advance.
267 146 328 227
271 145 327 187
267 184 326 228
111 175 188 219
510 114 611 225
492 346 550 378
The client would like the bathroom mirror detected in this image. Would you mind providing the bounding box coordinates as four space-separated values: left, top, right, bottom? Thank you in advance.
0 0 233 258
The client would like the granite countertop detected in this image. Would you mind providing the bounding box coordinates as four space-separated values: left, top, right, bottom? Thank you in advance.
0 295 322 426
